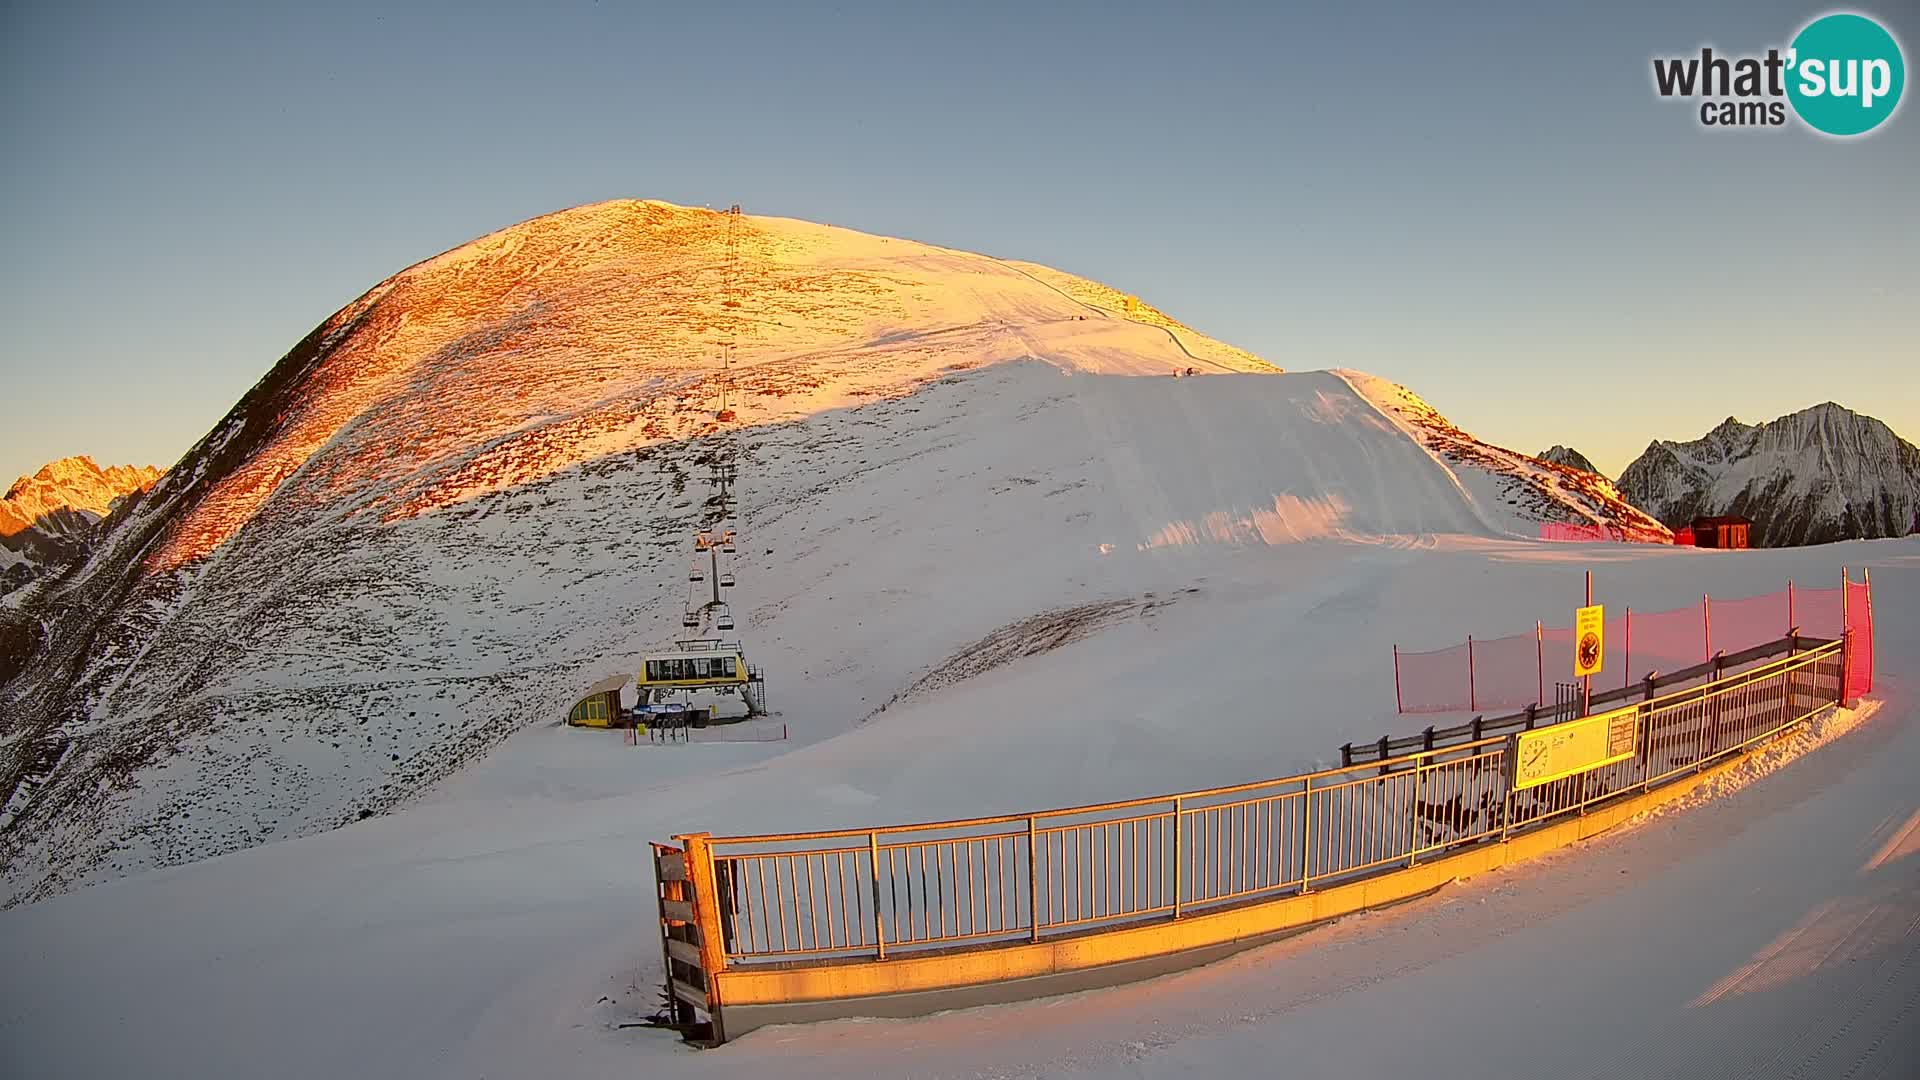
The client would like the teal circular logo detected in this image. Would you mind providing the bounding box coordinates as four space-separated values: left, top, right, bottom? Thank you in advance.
1787 13 1905 136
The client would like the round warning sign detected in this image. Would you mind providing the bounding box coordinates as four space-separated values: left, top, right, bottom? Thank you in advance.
1574 604 1604 677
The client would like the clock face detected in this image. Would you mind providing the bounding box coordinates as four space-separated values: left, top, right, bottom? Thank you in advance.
1579 631 1601 671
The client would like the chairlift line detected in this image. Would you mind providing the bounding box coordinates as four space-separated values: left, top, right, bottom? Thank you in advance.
662 200 764 717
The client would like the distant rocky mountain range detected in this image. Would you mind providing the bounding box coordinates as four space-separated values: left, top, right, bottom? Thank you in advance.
1617 403 1920 546
1 456 164 595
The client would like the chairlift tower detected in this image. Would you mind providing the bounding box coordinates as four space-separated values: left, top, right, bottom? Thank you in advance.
663 202 765 716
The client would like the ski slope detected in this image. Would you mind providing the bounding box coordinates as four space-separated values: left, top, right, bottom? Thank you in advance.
4 200 1657 905
1 539 1910 1079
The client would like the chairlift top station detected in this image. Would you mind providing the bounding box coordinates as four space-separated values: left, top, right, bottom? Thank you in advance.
567 205 768 728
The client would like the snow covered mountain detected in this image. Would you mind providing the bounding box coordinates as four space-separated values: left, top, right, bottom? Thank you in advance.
0 199 1661 905
1618 404 1920 546
1536 445 1599 474
0 456 163 596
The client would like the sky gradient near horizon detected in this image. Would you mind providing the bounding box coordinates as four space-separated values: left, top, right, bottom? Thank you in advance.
2 0 1914 484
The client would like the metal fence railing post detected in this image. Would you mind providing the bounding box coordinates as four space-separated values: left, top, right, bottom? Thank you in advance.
1299 779 1312 894
869 831 885 959
1027 815 1040 942
1407 756 1421 867
1172 797 1184 917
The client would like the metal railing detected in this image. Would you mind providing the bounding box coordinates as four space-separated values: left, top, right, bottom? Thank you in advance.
687 638 1846 966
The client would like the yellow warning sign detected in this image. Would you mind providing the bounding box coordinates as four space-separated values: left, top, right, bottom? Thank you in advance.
1512 705 1638 790
1574 604 1605 678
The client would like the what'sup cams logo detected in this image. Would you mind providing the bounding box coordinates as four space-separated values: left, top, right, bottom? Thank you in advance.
1652 11 1905 135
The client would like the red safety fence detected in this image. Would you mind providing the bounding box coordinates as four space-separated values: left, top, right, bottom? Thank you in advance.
1537 522 1674 544
1847 577 1874 699
1394 573 1874 713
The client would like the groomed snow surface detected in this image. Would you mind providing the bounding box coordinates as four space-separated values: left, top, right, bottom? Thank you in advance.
2 538 1913 1079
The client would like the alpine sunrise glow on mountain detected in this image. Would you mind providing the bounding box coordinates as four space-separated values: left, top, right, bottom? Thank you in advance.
1619 403 1920 546
2 199 1661 904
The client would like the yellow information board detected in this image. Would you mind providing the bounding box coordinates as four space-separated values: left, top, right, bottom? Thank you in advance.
1511 705 1638 789
1574 603 1605 678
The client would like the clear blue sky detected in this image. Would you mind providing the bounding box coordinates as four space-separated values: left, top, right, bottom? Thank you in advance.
3 1 1914 483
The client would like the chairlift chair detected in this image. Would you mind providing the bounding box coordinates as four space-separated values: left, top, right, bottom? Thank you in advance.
689 565 705 582
681 611 700 628
717 609 735 631
719 572 735 588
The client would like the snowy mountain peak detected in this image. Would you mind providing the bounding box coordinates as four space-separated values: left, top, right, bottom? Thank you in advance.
3 201 1659 905
1536 446 1600 474
3 456 163 532
1619 402 1920 545
1 456 164 597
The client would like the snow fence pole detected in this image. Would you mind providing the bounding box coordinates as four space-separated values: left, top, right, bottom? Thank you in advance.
1393 644 1403 714
1468 635 1477 713
1841 567 1852 707
1624 607 1632 691
1703 594 1713 665
1787 579 1795 635
1536 622 1544 709
1865 567 1874 695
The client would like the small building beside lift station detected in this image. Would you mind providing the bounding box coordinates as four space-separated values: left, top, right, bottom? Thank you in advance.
1680 514 1753 549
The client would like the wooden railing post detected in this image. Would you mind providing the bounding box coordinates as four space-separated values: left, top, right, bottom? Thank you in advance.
678 834 728 974
677 832 728 1039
